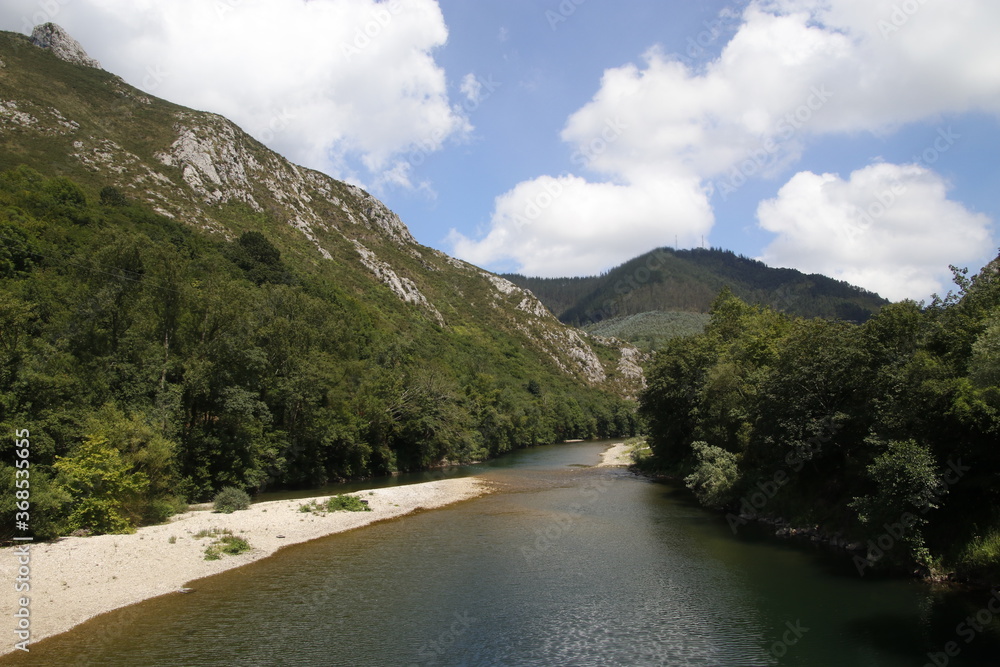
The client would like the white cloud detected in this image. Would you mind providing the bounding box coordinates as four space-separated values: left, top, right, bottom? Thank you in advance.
460 73 483 105
757 163 995 301
0 0 469 188
453 0 1000 277
449 173 713 277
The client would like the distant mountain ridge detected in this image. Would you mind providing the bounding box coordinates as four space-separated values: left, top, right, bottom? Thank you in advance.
504 247 889 328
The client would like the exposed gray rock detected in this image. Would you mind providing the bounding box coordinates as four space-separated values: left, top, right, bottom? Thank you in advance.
352 240 445 326
30 23 102 69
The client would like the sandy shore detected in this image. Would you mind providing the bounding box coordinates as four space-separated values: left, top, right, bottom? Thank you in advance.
0 477 489 654
596 442 632 467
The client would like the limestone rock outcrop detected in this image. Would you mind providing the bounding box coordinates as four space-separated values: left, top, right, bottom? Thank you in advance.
30 23 102 69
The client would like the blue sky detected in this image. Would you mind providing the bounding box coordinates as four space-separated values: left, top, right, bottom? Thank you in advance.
2 0 998 301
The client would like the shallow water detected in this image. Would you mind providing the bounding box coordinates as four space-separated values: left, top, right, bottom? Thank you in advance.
11 441 1000 666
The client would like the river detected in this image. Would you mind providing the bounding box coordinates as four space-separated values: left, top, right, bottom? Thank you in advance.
11 440 1000 666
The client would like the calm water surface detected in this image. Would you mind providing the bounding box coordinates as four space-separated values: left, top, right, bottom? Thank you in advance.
11 441 1000 666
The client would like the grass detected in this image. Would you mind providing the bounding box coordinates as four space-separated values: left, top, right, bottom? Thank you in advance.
624 436 653 467
194 528 227 539
326 494 370 512
954 528 1000 581
203 535 251 561
298 494 371 515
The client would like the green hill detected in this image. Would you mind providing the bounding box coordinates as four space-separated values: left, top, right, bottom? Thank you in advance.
504 247 888 348
0 27 640 538
583 311 712 351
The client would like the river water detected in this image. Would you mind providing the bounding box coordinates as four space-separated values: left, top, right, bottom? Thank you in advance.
11 441 1000 666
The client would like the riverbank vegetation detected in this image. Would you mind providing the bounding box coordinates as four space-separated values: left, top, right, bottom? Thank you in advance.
0 167 636 540
639 264 1000 584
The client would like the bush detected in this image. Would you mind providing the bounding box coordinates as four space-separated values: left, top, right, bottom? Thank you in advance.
849 438 941 569
684 441 741 508
99 186 128 207
213 486 251 514
326 494 370 512
204 535 251 560
955 528 1000 580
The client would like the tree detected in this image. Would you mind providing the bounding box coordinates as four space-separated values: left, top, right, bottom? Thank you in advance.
849 438 943 570
54 435 149 534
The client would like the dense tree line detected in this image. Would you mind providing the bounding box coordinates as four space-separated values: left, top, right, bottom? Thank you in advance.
639 270 1000 581
0 167 636 539
507 247 887 329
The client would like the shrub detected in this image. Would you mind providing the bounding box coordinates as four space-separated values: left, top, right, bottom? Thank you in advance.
213 486 251 514
684 441 741 508
99 186 129 207
955 528 1000 579
325 494 370 512
204 535 251 560
849 438 941 569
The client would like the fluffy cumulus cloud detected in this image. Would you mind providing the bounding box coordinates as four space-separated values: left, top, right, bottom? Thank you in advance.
449 173 713 277
0 0 469 188
757 163 995 301
453 0 1000 277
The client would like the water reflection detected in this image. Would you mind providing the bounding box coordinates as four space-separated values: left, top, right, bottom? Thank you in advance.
9 441 1000 666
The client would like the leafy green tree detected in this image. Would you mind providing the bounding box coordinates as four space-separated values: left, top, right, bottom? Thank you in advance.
99 186 129 207
54 435 149 534
970 313 1000 389
685 441 741 508
849 439 943 569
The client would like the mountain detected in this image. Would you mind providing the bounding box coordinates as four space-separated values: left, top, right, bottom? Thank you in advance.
504 247 889 348
0 26 641 534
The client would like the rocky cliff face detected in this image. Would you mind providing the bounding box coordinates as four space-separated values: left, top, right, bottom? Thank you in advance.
30 23 101 69
0 25 644 395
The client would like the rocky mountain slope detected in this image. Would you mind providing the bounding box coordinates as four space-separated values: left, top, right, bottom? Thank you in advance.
0 26 648 520
0 25 642 396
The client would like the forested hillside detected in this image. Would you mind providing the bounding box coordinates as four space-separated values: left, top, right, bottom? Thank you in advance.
639 259 1000 582
582 311 712 351
506 247 888 326
0 28 640 541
